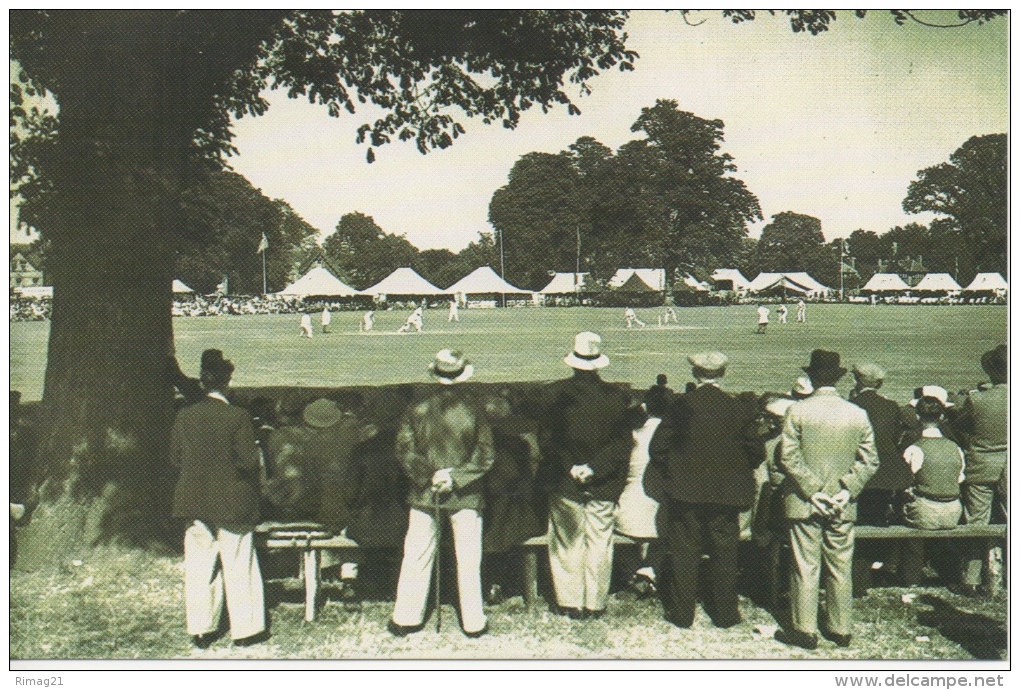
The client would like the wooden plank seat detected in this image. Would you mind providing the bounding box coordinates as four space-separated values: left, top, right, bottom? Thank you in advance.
256 521 1005 621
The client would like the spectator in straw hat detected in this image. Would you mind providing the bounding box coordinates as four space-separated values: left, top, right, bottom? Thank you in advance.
949 345 1007 597
531 332 632 619
171 349 266 648
849 362 913 589
389 349 494 637
774 350 878 650
645 351 766 629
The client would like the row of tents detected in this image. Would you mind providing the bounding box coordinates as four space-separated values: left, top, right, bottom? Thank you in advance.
170 265 1008 299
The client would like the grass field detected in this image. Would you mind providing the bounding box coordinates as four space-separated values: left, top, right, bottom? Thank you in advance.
10 304 1007 403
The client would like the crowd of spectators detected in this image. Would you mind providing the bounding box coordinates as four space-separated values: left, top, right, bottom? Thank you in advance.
9 298 50 321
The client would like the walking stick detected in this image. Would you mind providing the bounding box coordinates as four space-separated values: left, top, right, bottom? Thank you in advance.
432 487 442 633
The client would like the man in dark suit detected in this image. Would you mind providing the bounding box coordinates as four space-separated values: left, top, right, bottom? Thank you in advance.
171 349 266 648
534 332 633 620
848 363 913 588
645 351 766 629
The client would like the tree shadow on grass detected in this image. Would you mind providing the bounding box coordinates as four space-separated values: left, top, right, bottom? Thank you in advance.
916 594 1006 660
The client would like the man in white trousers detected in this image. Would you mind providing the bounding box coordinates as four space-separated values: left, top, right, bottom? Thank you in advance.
171 349 266 648
389 349 494 637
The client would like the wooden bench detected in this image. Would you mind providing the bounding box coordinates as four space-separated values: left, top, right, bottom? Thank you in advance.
257 522 1005 622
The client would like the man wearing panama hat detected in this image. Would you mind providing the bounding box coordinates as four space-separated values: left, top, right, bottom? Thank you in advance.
774 349 878 650
532 332 633 619
645 351 766 629
389 349 494 637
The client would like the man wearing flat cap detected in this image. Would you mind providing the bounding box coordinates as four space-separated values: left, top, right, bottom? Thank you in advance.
849 363 913 589
774 350 878 650
532 332 633 620
171 349 266 648
949 344 1007 596
645 351 766 629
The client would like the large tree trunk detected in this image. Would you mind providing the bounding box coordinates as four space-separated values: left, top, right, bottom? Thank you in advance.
16 155 179 569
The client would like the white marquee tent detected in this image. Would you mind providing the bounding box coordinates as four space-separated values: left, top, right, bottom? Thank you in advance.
172 279 195 294
447 266 530 295
746 272 831 296
860 273 911 292
964 272 1008 292
679 274 711 292
539 272 591 294
608 268 666 292
710 268 750 291
277 266 361 297
362 267 447 296
913 273 963 292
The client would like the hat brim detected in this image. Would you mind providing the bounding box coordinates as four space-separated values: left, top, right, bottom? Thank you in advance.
431 363 474 384
564 353 610 370
802 365 847 379
909 398 953 408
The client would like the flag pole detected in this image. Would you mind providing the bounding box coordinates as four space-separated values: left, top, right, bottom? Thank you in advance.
262 250 267 296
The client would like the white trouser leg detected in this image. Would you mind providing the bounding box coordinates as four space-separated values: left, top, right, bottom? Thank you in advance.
184 521 224 636
216 527 265 640
548 495 586 609
450 508 486 633
582 500 617 611
392 508 438 626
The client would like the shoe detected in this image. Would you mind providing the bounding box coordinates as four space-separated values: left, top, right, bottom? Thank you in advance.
628 574 657 599
191 633 217 650
821 629 852 648
774 628 818 650
583 609 606 620
551 605 585 620
712 615 742 629
387 620 425 637
463 623 489 639
663 614 693 629
233 630 270 647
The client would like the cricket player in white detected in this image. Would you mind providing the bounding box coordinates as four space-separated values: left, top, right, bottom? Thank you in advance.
756 305 770 334
299 312 314 338
797 299 807 322
777 303 788 324
448 298 460 323
624 307 646 328
360 310 375 332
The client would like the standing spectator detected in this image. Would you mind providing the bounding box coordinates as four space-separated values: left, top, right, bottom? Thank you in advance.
616 382 672 597
774 350 878 650
950 344 1007 596
849 363 913 588
389 350 494 637
533 332 632 619
645 352 766 629
299 311 314 338
796 299 807 323
321 306 332 334
756 304 770 334
171 349 266 648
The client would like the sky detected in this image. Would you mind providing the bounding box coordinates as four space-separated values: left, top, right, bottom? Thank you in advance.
10 11 1009 251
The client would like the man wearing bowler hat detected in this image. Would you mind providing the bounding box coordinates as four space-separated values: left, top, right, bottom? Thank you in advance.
533 332 633 619
775 349 878 650
171 349 266 648
645 351 766 629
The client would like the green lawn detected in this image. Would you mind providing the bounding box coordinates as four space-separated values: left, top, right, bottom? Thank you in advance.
10 304 1007 403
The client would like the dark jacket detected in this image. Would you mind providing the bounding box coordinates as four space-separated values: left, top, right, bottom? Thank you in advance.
645 383 766 510
345 429 410 548
533 371 633 503
851 388 912 491
396 387 494 512
171 396 262 530
483 414 545 553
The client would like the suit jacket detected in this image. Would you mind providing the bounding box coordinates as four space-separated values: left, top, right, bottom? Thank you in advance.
950 383 1007 484
778 388 879 521
533 371 633 503
395 388 494 512
850 388 912 491
171 396 262 529
645 383 766 510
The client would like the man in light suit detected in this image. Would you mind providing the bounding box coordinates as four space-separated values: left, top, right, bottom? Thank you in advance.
171 349 266 648
775 350 878 650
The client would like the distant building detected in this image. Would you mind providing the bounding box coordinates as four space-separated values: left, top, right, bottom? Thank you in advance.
10 245 45 289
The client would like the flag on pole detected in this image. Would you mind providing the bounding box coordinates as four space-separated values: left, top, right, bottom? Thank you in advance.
257 232 269 254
